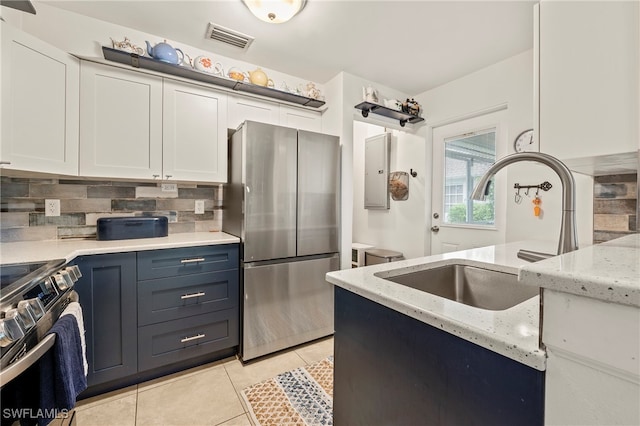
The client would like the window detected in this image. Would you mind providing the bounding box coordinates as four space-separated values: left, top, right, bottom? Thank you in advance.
443 128 496 226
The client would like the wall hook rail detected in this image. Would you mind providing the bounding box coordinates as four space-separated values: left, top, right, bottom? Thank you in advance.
513 181 553 192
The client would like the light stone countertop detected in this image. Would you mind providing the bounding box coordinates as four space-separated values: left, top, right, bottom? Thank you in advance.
326 240 557 371
0 232 240 264
519 234 640 307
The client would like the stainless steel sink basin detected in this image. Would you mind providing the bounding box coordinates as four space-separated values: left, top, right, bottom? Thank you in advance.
377 264 539 310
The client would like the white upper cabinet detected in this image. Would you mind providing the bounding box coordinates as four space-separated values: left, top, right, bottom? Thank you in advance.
80 62 229 183
163 80 228 182
228 95 280 130
1 22 79 175
279 105 322 132
537 1 639 164
80 62 163 180
228 95 322 133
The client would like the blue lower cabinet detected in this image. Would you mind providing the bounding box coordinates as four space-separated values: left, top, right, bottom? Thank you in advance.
74 244 239 396
333 287 545 426
138 308 239 371
73 252 138 388
137 269 239 326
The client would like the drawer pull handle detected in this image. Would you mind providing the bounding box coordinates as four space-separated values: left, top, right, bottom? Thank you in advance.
181 258 205 264
181 333 205 343
181 292 205 300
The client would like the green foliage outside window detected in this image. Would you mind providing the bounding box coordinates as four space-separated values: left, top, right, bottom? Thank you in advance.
447 181 495 224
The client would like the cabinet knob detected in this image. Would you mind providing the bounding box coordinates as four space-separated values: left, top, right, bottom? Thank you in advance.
152 174 160 179
165 175 172 180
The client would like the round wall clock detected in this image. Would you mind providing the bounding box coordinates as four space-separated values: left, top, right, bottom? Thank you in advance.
513 129 535 153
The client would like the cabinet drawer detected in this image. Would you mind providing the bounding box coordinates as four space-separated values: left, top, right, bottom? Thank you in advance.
138 269 238 326
137 244 239 280
138 309 239 372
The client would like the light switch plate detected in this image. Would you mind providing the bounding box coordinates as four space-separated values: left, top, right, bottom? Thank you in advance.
195 200 205 215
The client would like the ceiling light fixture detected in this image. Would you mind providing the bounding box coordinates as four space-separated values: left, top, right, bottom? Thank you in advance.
241 0 307 24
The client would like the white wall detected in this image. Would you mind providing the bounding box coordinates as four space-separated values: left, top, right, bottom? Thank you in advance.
1 2 322 98
344 73 429 262
352 121 426 260
417 49 593 250
322 73 350 269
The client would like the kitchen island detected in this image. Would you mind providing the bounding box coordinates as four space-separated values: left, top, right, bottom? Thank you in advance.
326 235 640 425
326 240 553 425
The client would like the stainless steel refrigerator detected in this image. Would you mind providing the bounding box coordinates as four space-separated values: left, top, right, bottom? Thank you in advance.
223 120 340 361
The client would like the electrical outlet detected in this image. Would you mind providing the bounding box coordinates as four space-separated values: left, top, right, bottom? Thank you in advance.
161 183 178 192
195 200 205 215
45 199 60 217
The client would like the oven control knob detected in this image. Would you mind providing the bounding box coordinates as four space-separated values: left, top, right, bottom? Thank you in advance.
65 265 82 281
0 313 27 347
53 272 70 290
42 277 58 296
0 320 18 347
5 305 36 333
19 298 45 321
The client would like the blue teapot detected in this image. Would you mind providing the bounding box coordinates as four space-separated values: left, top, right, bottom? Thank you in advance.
145 40 184 65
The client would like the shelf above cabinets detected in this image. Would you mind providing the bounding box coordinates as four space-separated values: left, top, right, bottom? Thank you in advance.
102 47 325 109
355 101 425 127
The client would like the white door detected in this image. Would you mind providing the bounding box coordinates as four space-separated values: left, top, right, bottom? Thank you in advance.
227 95 279 129
163 80 228 182
279 105 322 132
80 62 163 180
430 109 507 255
1 21 79 175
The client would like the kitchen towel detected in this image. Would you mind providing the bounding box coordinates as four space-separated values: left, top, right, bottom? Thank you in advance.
60 302 88 376
39 310 88 426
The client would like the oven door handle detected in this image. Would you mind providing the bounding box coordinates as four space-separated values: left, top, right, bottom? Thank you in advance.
0 333 55 387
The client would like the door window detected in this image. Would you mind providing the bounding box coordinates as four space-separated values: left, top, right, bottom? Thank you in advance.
443 128 496 226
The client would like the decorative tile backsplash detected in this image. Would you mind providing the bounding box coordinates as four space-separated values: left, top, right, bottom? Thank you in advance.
0 176 223 242
593 173 638 243
2 173 638 244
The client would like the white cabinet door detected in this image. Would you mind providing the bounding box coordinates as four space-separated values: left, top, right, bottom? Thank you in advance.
1 22 79 175
80 62 163 180
538 1 639 160
542 289 640 425
279 105 322 132
228 95 280 130
163 80 228 183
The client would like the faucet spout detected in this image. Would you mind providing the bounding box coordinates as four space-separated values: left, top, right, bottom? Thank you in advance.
471 152 578 256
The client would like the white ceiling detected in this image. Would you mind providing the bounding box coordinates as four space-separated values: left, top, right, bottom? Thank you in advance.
42 0 536 94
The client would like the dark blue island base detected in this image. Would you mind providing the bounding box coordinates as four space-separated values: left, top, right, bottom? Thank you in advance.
333 287 544 426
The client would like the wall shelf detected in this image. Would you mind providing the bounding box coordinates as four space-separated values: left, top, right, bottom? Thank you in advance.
355 101 425 127
102 47 325 109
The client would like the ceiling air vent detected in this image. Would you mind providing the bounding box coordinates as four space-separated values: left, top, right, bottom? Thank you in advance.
205 23 254 50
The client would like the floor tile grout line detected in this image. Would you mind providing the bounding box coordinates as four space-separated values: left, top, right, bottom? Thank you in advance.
134 384 139 426
222 361 258 425
223 360 250 415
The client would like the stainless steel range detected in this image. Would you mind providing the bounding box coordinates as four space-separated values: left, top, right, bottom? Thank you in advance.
0 259 82 385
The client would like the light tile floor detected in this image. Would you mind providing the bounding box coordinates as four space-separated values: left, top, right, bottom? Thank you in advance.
73 336 334 426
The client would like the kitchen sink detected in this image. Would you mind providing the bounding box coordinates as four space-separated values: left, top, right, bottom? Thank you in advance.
376 264 539 311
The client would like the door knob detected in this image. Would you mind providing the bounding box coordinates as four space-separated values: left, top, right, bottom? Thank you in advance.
431 226 440 233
